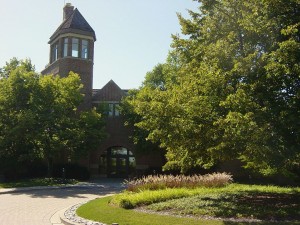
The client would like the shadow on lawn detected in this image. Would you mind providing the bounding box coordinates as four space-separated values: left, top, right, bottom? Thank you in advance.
210 191 300 222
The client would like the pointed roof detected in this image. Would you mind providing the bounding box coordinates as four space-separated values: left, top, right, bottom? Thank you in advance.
93 80 127 102
49 8 96 42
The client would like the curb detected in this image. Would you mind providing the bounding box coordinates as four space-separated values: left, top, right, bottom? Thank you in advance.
50 207 68 225
51 193 117 225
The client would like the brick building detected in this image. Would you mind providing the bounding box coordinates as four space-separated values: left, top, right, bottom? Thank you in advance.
42 3 163 177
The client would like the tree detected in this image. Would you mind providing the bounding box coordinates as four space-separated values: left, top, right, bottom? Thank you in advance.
72 109 107 160
0 60 39 170
124 0 300 176
120 64 171 160
0 57 35 78
0 59 106 177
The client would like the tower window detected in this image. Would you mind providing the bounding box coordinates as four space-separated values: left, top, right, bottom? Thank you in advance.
63 38 69 57
72 38 79 57
81 40 89 59
51 42 58 62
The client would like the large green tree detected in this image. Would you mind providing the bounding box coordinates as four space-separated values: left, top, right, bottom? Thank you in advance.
120 64 169 156
0 59 106 176
124 0 300 176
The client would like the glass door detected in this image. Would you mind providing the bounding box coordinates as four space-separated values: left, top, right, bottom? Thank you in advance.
105 146 136 178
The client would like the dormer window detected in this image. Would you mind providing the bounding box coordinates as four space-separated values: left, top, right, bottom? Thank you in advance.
81 39 89 59
72 38 79 57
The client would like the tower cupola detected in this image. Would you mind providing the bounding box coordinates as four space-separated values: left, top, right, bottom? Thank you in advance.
41 3 96 109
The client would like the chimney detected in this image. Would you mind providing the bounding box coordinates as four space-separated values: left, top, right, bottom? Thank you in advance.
63 3 74 21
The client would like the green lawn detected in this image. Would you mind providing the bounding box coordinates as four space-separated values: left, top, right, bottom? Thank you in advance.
78 196 225 225
0 178 77 188
77 184 300 225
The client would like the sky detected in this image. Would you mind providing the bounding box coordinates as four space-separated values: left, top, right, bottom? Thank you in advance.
0 0 199 89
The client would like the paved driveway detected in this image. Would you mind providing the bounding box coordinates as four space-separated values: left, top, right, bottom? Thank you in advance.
0 180 123 225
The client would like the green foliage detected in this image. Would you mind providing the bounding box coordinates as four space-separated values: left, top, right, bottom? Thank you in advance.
125 173 232 192
71 108 106 160
0 58 106 177
123 0 300 177
112 188 211 209
120 88 163 156
0 57 35 78
52 163 90 181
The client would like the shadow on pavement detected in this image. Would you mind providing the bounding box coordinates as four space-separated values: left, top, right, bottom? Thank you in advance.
2 178 125 199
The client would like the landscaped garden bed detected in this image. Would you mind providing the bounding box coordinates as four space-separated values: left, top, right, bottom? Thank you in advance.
77 173 300 225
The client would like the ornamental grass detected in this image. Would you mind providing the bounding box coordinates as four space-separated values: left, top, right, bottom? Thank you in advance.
125 172 233 192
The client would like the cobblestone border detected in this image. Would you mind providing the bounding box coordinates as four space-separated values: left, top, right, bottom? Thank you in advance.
63 202 106 225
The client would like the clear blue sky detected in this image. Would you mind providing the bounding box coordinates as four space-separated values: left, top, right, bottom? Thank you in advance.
0 0 199 89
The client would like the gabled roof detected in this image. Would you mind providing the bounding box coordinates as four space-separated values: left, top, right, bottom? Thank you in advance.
49 8 96 42
93 80 127 102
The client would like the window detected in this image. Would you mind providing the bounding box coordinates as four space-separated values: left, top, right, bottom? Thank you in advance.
81 40 88 59
51 43 58 62
63 38 68 57
114 104 120 117
107 103 120 117
72 38 79 57
108 103 114 117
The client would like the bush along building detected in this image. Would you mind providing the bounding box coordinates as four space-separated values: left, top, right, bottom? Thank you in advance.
42 3 163 178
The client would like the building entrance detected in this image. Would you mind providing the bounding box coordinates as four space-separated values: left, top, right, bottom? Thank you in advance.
99 146 136 178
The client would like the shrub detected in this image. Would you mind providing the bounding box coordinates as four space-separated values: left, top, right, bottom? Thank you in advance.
52 163 90 181
27 161 48 178
125 172 232 192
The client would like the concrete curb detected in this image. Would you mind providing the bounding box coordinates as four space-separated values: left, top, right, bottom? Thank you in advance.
50 207 68 225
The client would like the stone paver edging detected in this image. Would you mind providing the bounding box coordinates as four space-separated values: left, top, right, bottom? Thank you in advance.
51 194 116 225
60 202 105 225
